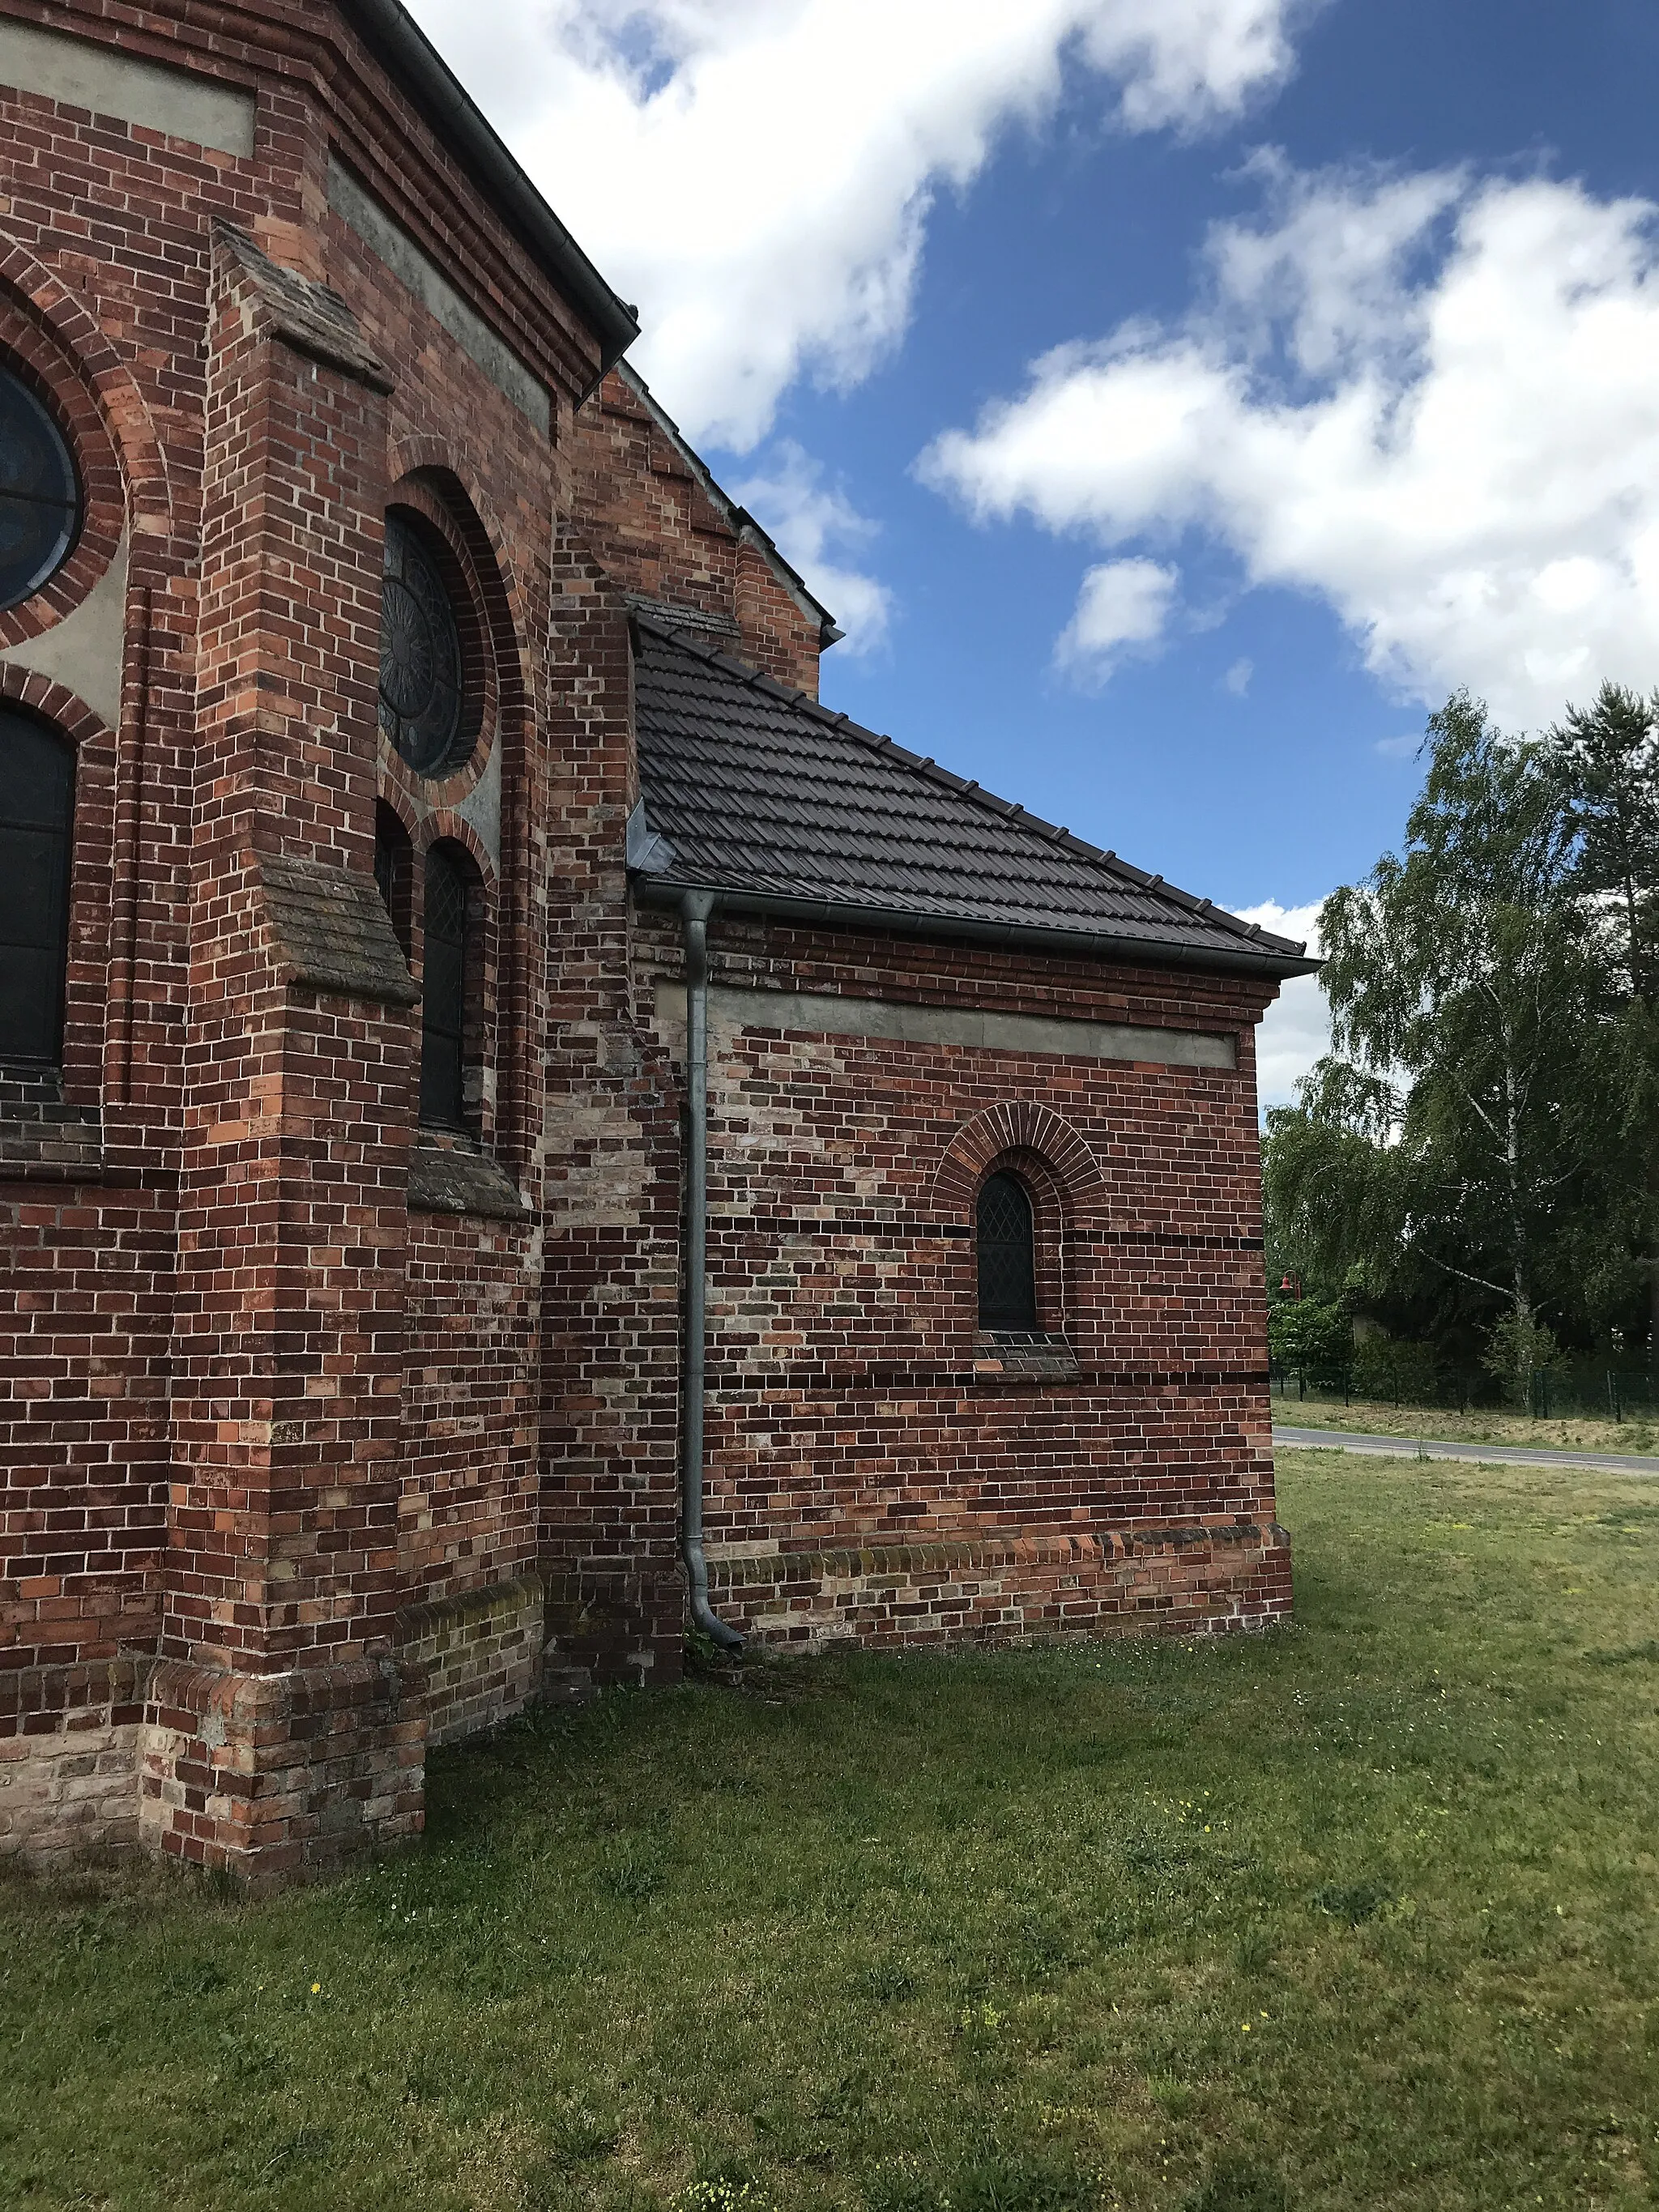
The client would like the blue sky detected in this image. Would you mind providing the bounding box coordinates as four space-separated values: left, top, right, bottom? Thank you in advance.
407 0 1659 1097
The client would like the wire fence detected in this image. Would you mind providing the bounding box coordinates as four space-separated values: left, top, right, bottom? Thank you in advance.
1269 1357 1659 1424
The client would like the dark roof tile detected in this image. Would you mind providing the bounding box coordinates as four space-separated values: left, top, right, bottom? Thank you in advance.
632 617 1314 974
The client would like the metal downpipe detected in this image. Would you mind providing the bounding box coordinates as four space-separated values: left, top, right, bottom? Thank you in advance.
680 891 744 1652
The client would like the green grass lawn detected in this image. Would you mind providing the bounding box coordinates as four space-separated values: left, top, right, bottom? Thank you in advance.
1271 1396 1659 1455
6 1451 1659 2212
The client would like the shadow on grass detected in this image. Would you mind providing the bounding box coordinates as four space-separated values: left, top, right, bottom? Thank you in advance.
4 1451 1659 2210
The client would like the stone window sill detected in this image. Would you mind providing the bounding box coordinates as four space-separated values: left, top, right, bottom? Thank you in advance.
971 1329 1081 1383
408 1128 529 1221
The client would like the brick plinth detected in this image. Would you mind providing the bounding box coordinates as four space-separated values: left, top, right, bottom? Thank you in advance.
711 1521 1293 1652
0 1658 149 1869
139 1657 424 1893
541 1559 687 1690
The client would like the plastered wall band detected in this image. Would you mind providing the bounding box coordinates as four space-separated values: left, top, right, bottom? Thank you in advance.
0 19 254 157
656 981 1235 1069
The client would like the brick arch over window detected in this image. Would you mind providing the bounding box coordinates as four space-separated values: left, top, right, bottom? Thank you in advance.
0 241 172 645
932 1102 1106 1218
0 667 112 751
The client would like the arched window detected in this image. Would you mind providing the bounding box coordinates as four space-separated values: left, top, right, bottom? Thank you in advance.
373 801 412 958
977 1170 1038 1330
0 712 74 1067
420 842 474 1130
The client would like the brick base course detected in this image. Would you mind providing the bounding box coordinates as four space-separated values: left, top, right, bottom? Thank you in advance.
395 1571 545 1745
0 1576 548 1875
0 1657 149 1869
541 1560 688 1690
710 1521 1293 1652
0 1519 1291 1877
0 1715 144 1869
138 1657 425 1895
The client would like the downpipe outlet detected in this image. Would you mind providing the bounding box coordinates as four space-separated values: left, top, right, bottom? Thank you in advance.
680 890 744 1654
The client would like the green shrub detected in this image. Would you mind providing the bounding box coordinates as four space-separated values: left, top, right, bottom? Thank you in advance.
1482 1313 1567 1407
1350 1333 1441 1404
1268 1300 1351 1389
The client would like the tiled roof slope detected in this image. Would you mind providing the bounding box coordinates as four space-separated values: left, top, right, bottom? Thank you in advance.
631 617 1316 975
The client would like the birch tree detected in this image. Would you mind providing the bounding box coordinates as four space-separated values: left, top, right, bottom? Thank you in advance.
1269 695 1611 1378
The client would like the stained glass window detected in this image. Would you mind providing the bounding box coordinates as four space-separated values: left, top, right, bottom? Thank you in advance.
0 367 79 611
378 513 467 778
977 1171 1038 1330
0 713 73 1065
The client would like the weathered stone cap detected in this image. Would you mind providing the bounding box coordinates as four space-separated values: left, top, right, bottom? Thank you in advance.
258 852 420 1008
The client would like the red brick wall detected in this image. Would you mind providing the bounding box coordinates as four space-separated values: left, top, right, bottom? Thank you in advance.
532 535 685 1686
569 369 827 696
0 0 1290 1882
634 907 1290 1647
0 12 248 1756
0 0 682 1877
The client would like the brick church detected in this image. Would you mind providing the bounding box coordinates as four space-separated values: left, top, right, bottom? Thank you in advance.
0 0 1315 1886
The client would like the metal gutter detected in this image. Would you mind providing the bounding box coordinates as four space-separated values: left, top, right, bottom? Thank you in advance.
638 880 1321 985
339 0 640 384
679 891 744 1653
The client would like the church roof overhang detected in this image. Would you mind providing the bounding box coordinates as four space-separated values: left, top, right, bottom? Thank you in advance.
629 619 1321 987
632 876 1321 984
339 0 641 384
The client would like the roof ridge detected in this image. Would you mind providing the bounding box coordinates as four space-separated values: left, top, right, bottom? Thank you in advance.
630 613 1309 961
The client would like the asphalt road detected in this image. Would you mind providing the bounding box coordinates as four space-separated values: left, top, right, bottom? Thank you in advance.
1273 1424 1659 1477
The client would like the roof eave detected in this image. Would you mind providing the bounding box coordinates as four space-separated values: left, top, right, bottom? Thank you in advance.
630 876 1323 984
339 0 640 385
631 617 1312 947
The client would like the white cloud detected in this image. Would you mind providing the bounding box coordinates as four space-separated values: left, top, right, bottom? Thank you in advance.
1055 557 1179 680
1374 731 1421 759
1223 654 1254 694
1235 897 1328 1106
920 160 1659 726
405 0 1316 450
729 441 893 654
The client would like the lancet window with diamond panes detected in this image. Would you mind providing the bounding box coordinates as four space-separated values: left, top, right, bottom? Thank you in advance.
373 802 412 959
0 713 74 1067
420 844 471 1130
977 1170 1038 1330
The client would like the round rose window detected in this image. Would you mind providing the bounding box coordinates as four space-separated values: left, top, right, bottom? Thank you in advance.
378 512 470 777
0 365 80 612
